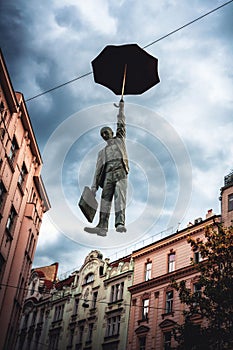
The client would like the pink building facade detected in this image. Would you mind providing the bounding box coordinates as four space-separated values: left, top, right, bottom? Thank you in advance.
0 50 50 349
127 174 233 350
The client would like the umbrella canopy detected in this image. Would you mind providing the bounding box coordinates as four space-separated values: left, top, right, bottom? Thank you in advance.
91 43 160 97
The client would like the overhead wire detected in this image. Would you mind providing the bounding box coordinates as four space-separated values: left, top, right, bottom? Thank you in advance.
0 0 232 116
22 0 233 103
0 282 186 313
143 0 233 49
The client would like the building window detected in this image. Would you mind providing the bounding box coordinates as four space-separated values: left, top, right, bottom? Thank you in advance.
228 194 233 211
0 181 6 210
32 310 37 325
26 231 34 256
73 298 79 315
85 272 94 284
106 315 121 337
39 308 45 324
8 137 18 163
142 298 149 320
49 329 60 350
23 313 29 328
168 253 175 273
0 101 4 113
138 335 146 350
99 265 104 275
110 282 124 303
165 291 173 314
6 206 17 233
77 325 84 344
91 291 98 309
53 304 64 321
0 253 5 276
194 251 203 264
164 331 172 349
30 280 36 295
145 262 152 281
18 162 28 187
193 283 202 296
68 327 75 347
87 323 94 342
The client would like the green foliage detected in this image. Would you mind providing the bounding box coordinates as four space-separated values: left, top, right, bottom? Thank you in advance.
172 224 233 349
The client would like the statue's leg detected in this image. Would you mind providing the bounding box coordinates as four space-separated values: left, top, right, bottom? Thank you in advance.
114 177 127 228
97 179 114 230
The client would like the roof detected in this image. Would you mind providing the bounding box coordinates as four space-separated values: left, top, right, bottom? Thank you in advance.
32 262 59 282
55 275 75 290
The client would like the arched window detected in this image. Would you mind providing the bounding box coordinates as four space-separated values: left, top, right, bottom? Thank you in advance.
85 273 94 284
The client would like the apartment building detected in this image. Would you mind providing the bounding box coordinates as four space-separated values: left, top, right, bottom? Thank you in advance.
17 250 134 350
126 172 233 350
0 50 50 349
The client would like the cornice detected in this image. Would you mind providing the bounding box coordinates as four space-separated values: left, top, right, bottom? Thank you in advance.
128 265 198 294
104 269 133 285
131 216 220 259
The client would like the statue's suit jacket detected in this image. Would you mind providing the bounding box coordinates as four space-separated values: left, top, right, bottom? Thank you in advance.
91 102 129 190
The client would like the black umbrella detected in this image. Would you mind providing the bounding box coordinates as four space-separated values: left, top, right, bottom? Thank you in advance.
91 43 160 99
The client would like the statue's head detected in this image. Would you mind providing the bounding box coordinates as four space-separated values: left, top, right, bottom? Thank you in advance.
100 127 113 141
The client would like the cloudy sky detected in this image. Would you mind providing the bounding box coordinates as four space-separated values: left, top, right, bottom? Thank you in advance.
1 0 233 277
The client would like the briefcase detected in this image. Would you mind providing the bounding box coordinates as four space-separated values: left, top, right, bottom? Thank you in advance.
79 186 98 223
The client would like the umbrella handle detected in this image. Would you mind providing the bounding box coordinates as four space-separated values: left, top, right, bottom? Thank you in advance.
121 64 127 101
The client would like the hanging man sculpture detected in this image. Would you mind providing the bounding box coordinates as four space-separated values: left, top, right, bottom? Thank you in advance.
84 99 129 237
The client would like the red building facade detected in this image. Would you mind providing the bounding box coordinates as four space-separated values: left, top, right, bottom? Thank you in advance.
0 50 50 349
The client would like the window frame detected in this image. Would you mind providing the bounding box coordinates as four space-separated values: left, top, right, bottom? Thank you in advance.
138 335 146 350
105 315 121 337
91 291 98 309
53 303 65 322
84 272 94 284
0 180 7 210
18 162 28 189
194 251 203 264
145 261 152 281
73 298 79 315
164 331 172 350
110 282 124 303
228 193 233 211
8 136 18 163
142 298 149 320
87 323 94 342
6 205 17 233
168 252 175 273
165 290 173 314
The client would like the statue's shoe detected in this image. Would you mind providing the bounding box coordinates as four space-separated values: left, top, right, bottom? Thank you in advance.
84 226 107 237
116 225 127 233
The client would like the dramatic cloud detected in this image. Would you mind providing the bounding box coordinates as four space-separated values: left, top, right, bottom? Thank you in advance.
1 0 233 276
